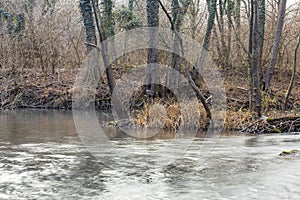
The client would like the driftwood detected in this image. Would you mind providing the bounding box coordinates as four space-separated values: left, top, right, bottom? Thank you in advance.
241 116 300 134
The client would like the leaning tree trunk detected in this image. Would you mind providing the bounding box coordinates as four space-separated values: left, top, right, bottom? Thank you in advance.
264 0 287 93
90 0 115 95
146 0 159 97
199 0 217 66
192 0 217 80
284 34 300 109
170 0 192 55
159 0 212 121
169 0 191 92
194 0 217 118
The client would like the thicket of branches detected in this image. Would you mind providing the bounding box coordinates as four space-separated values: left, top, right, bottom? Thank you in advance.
0 0 85 72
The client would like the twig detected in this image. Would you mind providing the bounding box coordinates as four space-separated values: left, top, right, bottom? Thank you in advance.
158 0 174 30
85 42 100 51
240 119 263 132
227 13 251 58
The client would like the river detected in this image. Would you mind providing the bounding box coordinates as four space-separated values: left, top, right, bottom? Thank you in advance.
0 110 300 199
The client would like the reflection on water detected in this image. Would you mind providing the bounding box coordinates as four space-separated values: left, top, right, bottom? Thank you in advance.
0 110 300 199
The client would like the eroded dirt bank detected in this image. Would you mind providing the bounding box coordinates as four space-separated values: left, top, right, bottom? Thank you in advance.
1 68 299 134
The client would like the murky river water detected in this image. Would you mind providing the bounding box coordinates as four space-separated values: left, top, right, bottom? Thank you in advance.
1 110 300 199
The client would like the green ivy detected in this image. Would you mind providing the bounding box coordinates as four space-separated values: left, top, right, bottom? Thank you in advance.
114 5 142 31
0 4 25 37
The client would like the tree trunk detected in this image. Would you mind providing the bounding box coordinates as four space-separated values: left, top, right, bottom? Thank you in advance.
233 0 241 62
234 0 241 32
226 0 234 68
197 0 216 69
189 0 200 39
250 0 262 117
146 0 159 97
79 0 97 53
128 0 134 11
258 0 265 81
101 0 114 38
248 0 254 110
25 0 35 21
171 0 181 72
248 0 264 117
202 0 217 51
264 0 287 93
193 0 217 80
0 3 3 69
144 0 213 122
169 0 191 91
101 0 115 95
0 2 3 34
284 34 300 109
216 0 228 67
92 0 115 94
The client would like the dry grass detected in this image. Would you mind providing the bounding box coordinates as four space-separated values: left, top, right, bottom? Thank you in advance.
134 99 208 131
133 98 260 132
224 109 254 130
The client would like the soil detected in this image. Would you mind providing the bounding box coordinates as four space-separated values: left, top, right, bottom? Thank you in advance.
0 68 111 110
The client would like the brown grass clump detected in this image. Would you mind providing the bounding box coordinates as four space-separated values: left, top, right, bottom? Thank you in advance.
224 109 254 130
164 103 181 130
134 99 207 131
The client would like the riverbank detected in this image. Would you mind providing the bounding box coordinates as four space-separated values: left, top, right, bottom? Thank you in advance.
1 68 299 134
0 68 110 110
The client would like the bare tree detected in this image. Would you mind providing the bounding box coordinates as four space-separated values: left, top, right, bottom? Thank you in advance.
264 0 287 93
284 34 300 109
158 0 212 120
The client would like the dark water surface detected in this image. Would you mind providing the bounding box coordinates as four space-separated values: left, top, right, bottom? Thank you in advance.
1 110 300 199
